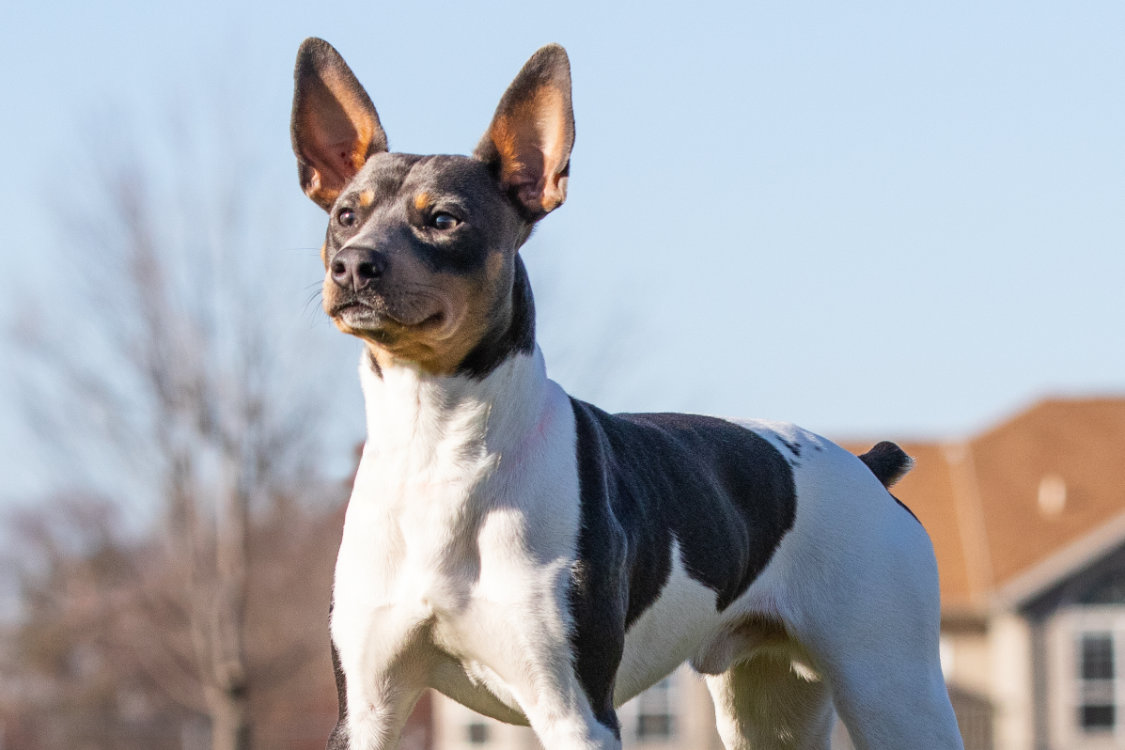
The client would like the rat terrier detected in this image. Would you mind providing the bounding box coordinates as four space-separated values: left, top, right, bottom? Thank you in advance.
291 38 963 750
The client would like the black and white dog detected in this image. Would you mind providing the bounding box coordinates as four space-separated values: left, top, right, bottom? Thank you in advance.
291 38 963 750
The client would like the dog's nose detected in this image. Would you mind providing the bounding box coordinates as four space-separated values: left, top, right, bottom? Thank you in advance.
330 247 388 291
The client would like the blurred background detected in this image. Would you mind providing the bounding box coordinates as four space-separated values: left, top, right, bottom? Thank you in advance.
0 1 1122 748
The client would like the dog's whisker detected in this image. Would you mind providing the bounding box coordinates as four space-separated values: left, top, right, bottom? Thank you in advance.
302 289 323 315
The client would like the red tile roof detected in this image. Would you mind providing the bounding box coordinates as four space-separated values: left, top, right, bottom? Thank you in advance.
843 397 1125 615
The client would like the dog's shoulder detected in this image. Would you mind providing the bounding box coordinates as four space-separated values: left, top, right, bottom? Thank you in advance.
566 398 799 614
570 400 802 486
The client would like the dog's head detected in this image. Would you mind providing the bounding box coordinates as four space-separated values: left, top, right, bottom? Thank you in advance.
291 38 573 377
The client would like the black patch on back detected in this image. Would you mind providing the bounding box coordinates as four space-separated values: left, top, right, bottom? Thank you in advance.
566 400 797 732
779 437 802 458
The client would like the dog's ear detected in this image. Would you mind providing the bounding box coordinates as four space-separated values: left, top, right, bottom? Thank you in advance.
474 44 574 220
291 38 388 211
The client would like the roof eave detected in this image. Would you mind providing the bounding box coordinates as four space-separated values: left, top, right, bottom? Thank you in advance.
990 508 1125 612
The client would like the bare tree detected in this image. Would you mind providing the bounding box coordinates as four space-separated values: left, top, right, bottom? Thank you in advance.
11 103 344 749
1 487 344 750
2 493 195 749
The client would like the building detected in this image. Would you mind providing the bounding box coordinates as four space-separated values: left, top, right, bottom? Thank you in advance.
428 396 1125 750
866 396 1125 750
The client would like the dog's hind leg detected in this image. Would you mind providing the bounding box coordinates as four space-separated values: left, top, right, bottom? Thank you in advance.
804 608 962 750
705 652 834 750
779 501 964 749
823 656 961 750
765 443 963 749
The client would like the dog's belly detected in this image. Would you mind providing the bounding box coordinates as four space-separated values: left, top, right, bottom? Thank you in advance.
430 657 532 725
430 540 755 722
612 539 731 702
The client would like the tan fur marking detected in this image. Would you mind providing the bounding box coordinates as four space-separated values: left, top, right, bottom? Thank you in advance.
358 189 375 208
413 192 430 212
304 170 335 209
485 252 505 283
385 274 481 376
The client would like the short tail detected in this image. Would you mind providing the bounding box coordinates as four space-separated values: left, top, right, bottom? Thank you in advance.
858 441 914 488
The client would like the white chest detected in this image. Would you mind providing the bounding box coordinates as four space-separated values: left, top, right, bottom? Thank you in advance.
330 351 583 713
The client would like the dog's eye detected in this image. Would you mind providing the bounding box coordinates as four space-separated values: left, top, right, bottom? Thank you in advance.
337 208 357 227
431 212 461 231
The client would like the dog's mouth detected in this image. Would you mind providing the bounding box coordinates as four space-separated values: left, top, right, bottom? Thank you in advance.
323 279 483 373
329 298 445 332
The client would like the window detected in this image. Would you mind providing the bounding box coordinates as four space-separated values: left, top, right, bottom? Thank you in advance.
1078 631 1118 732
1063 608 1125 746
1050 571 1125 746
465 719 490 745
633 676 677 742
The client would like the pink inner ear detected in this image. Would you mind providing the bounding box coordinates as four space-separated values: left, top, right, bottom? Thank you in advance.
305 136 364 194
297 84 382 191
487 83 571 215
504 151 543 190
327 139 361 174
515 181 542 208
494 128 556 210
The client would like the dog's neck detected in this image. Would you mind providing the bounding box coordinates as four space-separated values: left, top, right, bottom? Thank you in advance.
357 342 552 481
456 255 537 379
356 252 541 453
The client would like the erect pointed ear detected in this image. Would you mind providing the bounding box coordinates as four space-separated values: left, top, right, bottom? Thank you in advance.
291 38 387 211
474 44 574 220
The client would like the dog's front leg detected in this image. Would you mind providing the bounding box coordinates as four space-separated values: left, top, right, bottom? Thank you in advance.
328 612 434 750
512 661 622 750
326 641 349 750
327 646 426 750
507 506 628 750
328 658 426 750
491 601 624 750
529 711 621 750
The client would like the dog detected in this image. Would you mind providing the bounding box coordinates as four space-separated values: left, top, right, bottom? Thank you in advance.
290 38 964 750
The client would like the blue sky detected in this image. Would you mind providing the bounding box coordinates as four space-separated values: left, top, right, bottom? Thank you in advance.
2 0 1123 501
